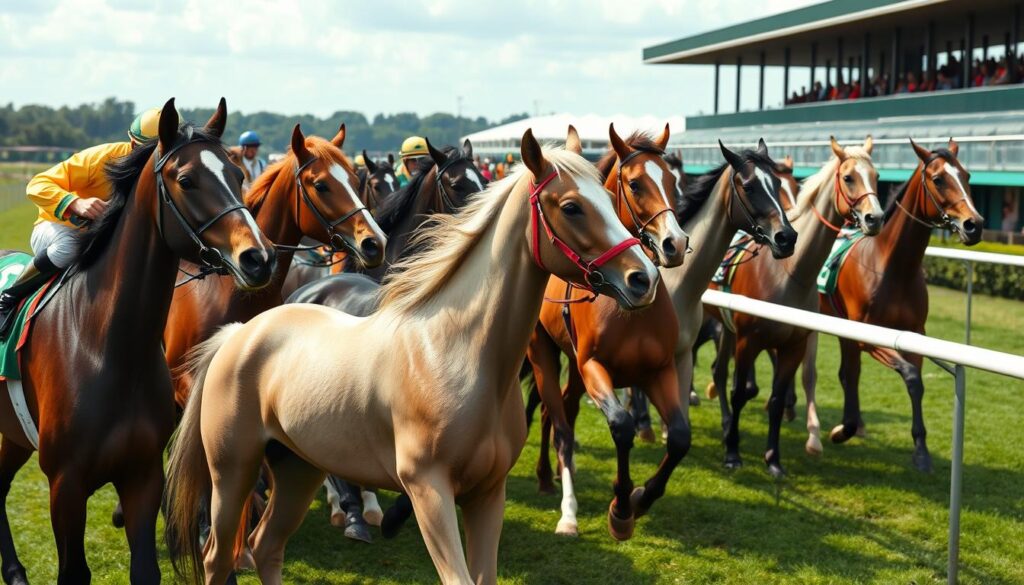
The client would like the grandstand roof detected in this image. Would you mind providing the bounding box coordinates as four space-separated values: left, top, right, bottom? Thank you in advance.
461 114 686 154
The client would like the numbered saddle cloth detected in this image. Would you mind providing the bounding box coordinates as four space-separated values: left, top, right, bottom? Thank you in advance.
0 253 55 381
816 227 865 297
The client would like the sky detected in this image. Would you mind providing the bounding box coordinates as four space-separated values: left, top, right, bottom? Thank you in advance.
0 0 820 121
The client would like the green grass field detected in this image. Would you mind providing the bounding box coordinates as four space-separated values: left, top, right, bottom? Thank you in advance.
1 205 1022 584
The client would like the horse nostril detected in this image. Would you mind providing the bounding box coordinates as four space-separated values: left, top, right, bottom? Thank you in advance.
962 219 977 234
238 247 270 283
864 213 878 225
662 238 677 257
774 230 794 247
360 238 381 259
625 270 651 298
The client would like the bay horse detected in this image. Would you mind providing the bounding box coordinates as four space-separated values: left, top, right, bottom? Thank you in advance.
163 123 386 409
164 127 660 584
803 138 983 471
0 98 275 584
357 149 399 213
526 124 691 539
705 137 883 478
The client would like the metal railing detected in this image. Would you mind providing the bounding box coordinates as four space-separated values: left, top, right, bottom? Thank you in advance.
701 288 1024 585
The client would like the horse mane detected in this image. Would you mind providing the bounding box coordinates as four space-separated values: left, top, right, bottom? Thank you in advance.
594 131 664 179
379 146 600 314
789 145 872 221
245 136 352 214
374 146 464 232
664 153 683 171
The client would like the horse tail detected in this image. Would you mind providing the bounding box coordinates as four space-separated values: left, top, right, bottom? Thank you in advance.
164 322 244 584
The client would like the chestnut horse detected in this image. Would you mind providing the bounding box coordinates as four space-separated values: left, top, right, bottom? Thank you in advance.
803 138 983 471
527 124 691 539
164 128 659 584
705 137 883 478
0 98 275 583
163 123 386 408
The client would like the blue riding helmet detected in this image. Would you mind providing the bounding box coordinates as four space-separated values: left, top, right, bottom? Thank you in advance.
239 131 261 147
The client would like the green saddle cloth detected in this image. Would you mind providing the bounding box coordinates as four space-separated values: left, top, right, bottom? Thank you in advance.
0 253 48 381
816 228 865 296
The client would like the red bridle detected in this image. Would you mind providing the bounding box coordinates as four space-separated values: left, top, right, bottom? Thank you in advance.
529 171 641 293
812 166 877 233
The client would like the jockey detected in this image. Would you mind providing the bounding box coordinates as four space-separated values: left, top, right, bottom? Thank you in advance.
395 136 428 186
353 153 366 170
0 107 171 337
238 130 265 191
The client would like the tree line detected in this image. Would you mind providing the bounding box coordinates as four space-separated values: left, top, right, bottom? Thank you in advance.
0 98 528 159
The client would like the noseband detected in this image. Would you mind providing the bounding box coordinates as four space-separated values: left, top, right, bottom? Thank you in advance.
726 171 774 245
616 148 676 262
154 135 248 274
529 172 641 294
809 165 879 233
895 154 969 231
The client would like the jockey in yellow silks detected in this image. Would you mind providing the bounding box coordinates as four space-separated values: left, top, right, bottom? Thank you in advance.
395 135 428 187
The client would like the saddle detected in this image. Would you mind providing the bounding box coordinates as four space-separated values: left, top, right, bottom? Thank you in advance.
816 227 865 317
712 232 761 332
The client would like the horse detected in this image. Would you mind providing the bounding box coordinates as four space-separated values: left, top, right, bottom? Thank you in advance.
164 127 660 584
358 149 399 214
663 150 687 194
704 137 883 478
526 124 691 539
803 138 983 472
163 122 387 409
0 98 275 584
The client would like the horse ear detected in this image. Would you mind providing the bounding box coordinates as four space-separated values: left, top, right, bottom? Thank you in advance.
948 137 959 156
654 123 671 151
521 128 549 178
462 139 474 160
830 136 848 161
290 124 313 166
362 149 377 173
331 123 346 148
756 138 769 158
719 140 743 171
204 97 227 139
909 138 931 162
387 153 395 166
158 97 180 152
608 123 629 160
426 138 447 166
863 135 874 154
566 125 582 155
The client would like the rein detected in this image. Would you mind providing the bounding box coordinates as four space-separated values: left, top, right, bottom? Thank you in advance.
725 172 773 245
529 171 641 303
615 148 674 262
810 166 877 233
894 155 966 230
273 157 370 255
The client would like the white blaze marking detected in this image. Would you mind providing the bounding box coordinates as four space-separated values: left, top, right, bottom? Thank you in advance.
753 166 785 216
944 162 978 215
780 178 796 209
579 178 635 244
329 163 363 207
383 173 396 192
643 160 672 207
200 150 233 194
464 168 485 192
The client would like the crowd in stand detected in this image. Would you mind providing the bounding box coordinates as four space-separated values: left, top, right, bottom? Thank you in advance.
786 53 1024 105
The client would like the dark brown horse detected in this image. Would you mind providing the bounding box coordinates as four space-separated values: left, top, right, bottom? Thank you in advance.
805 138 983 471
0 98 275 584
163 123 386 408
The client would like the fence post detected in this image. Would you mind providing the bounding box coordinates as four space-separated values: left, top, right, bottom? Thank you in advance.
964 261 973 345
948 364 966 585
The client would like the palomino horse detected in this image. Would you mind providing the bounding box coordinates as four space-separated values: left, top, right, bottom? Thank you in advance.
163 123 386 408
527 124 691 539
164 127 659 584
0 98 275 584
705 137 883 478
804 138 983 471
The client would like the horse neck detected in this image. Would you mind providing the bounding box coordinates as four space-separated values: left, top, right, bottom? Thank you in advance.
603 163 631 228
876 171 933 274
253 166 303 248
784 174 846 286
383 176 547 402
385 168 440 264
81 163 178 348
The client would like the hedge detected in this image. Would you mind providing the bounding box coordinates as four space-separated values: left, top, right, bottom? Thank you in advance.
923 238 1024 300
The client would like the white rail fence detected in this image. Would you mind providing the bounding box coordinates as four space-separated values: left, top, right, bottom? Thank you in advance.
700 285 1024 585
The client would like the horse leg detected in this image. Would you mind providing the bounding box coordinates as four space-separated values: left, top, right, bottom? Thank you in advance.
630 364 690 519
0 439 32 585
113 461 163 584
871 349 931 472
830 339 863 445
361 489 383 527
324 476 371 543
380 493 414 539
526 326 562 494
712 327 735 438
204 453 263 584
765 343 805 479
579 360 636 541
48 471 91 584
627 388 655 443
552 366 585 536
249 451 326 585
694 316 722 404
399 468 472 584
521 362 541 429
802 332 823 455
462 482 506 585
724 339 757 469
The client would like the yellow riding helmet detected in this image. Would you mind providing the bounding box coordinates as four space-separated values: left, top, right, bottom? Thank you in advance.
400 136 428 159
354 154 366 168
128 107 182 142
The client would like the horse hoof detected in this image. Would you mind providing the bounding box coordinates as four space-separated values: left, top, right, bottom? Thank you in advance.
637 427 657 443
856 424 867 438
705 382 718 400
913 451 934 473
689 390 701 406
724 454 743 470
111 504 125 529
235 548 256 571
829 425 851 444
607 501 635 541
555 519 579 537
3 568 28 585
629 487 649 519
766 462 787 480
363 507 383 527
330 511 347 528
805 435 823 456
784 407 796 422
538 479 557 495
344 523 373 544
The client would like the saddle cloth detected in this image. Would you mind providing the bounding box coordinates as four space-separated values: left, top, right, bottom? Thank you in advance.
816 227 865 297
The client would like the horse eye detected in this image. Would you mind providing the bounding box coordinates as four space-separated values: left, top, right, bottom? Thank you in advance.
560 202 583 216
314 181 329 192
844 175 853 183
933 176 944 185
629 180 640 192
177 176 194 189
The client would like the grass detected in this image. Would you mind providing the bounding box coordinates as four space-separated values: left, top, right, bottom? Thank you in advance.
1 206 1023 583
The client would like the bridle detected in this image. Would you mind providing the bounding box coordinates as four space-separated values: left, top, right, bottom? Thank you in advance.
153 132 248 279
615 148 676 262
433 156 469 212
529 171 641 297
725 167 777 246
895 154 968 231
809 162 879 233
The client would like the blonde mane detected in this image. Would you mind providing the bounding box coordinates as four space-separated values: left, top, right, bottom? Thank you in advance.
244 136 353 213
788 145 872 221
379 145 601 314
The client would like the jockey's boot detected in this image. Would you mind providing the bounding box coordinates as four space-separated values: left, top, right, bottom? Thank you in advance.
0 254 58 339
